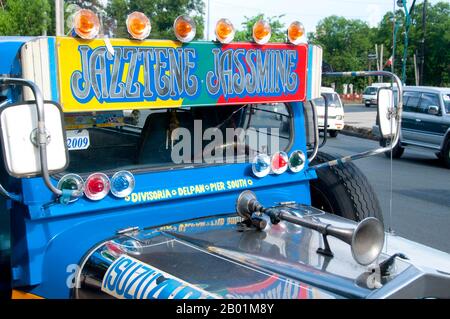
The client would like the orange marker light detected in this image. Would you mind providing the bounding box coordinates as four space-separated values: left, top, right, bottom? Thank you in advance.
73 9 100 40
215 18 235 44
126 11 151 40
288 21 305 45
252 20 271 45
173 15 196 43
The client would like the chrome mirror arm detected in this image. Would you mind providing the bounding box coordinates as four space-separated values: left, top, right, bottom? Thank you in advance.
319 93 329 149
308 99 320 163
310 71 403 171
0 78 63 197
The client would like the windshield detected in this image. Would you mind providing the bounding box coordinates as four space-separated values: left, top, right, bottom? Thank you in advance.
314 93 342 107
443 94 450 113
363 87 377 95
62 103 292 175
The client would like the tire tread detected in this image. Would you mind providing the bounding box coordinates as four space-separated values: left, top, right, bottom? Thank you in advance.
311 152 383 221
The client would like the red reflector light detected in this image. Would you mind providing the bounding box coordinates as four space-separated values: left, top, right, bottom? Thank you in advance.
271 151 288 174
84 173 110 200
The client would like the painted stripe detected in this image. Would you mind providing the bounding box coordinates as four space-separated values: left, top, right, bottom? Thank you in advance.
12 289 43 299
47 37 59 102
306 45 313 100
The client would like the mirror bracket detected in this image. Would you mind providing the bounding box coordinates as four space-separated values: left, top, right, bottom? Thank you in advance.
30 128 51 147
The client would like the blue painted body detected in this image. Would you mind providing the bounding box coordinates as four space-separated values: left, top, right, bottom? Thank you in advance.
0 36 317 298
0 37 33 75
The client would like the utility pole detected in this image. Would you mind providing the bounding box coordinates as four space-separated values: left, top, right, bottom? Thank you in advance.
391 1 399 76
380 44 384 82
375 44 384 83
55 0 65 36
420 0 427 85
368 53 377 85
413 52 419 85
398 0 416 85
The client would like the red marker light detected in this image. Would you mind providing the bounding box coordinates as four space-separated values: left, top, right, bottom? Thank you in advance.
84 173 110 200
88 177 105 193
271 152 288 174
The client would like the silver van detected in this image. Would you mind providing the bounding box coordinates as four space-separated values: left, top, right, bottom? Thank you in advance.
383 86 450 168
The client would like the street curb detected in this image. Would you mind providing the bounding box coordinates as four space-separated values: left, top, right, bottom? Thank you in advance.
341 125 380 141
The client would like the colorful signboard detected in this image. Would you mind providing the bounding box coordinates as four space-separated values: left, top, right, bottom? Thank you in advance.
56 37 308 112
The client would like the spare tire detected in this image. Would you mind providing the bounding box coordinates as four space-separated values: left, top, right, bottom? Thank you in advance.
309 151 383 222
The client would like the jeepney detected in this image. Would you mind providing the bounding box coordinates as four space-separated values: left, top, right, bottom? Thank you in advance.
0 10 449 299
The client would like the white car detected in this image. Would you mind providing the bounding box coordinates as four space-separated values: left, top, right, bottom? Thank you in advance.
315 87 345 137
362 82 398 107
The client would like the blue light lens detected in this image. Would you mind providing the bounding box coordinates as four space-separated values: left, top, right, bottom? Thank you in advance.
113 175 130 191
110 171 135 198
252 154 271 178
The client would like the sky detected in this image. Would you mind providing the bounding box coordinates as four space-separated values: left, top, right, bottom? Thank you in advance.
203 0 443 39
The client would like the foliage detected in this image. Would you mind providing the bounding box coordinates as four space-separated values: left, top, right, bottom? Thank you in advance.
308 15 377 91
106 0 205 40
234 14 286 43
309 2 450 89
0 0 447 87
0 0 50 36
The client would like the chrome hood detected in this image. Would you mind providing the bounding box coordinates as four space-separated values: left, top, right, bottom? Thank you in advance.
74 206 450 299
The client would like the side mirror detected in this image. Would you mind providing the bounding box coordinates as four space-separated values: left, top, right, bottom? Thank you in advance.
427 105 439 115
0 101 68 177
377 88 397 138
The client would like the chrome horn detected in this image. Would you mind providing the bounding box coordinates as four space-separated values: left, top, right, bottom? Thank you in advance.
236 190 385 265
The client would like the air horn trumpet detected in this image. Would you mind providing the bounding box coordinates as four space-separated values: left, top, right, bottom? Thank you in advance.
236 190 385 266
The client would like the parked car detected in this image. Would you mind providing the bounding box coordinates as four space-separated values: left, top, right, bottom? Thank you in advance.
381 86 450 168
362 83 397 107
315 87 344 137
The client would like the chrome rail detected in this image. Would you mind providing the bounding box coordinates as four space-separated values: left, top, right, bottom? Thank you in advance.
310 71 403 170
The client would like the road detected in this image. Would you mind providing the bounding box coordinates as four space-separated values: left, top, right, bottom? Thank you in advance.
321 133 450 254
342 103 377 129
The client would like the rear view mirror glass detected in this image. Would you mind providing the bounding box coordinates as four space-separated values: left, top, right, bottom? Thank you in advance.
377 88 397 138
0 101 68 177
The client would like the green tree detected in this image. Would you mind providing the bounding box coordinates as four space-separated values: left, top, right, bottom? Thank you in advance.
309 16 377 92
106 0 205 40
410 2 450 86
375 2 449 86
0 0 50 36
234 14 286 43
